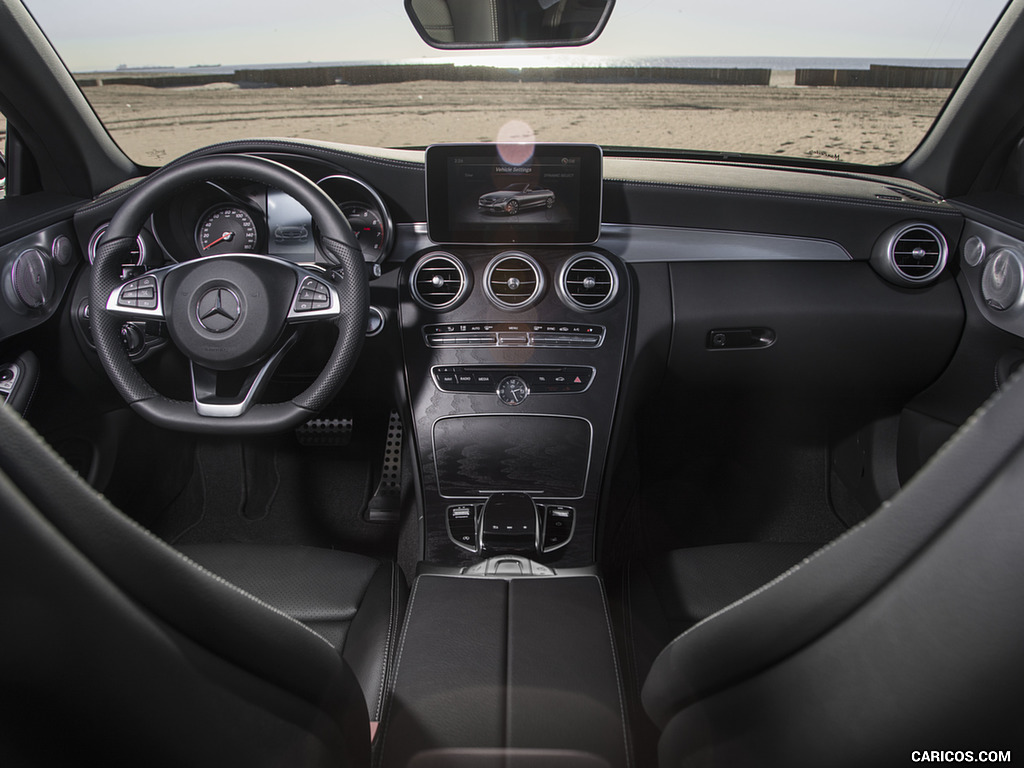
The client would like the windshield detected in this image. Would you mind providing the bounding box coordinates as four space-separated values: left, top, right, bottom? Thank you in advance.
24 0 1009 167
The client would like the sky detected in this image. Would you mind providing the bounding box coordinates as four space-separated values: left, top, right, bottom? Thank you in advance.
23 0 1006 72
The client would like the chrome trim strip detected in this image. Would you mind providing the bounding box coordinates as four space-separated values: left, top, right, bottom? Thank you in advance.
597 223 852 263
190 339 295 418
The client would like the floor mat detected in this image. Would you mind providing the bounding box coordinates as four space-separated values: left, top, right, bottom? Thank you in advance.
633 397 849 553
155 437 396 554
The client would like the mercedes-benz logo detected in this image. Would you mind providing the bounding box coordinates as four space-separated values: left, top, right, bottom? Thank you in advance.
196 287 241 333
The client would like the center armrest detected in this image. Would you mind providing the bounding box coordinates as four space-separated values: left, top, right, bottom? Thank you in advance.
376 574 630 768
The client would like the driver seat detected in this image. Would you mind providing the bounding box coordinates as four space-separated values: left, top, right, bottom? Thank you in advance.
0 404 403 767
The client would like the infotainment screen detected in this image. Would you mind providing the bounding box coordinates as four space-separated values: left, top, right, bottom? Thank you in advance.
425 143 602 244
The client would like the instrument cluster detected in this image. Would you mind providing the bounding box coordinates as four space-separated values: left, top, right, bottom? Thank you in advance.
143 170 394 267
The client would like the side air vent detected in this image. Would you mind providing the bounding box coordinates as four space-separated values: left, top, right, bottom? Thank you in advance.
485 252 544 310
558 253 618 311
871 222 948 287
410 253 469 310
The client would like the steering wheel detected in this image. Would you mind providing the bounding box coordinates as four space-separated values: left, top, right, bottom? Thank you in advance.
89 154 369 434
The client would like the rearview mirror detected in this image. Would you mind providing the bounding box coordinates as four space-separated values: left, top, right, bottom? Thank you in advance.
406 0 614 49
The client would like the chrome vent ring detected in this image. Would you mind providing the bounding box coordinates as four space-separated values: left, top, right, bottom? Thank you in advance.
871 222 948 287
410 252 469 310
558 253 618 311
485 252 545 310
890 224 947 282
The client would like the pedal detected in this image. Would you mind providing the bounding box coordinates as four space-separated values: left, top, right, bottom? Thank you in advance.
365 409 403 523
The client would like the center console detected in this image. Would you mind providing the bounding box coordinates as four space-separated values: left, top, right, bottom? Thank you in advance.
399 143 629 568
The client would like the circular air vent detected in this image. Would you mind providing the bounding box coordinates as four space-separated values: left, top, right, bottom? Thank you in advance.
484 252 544 310
558 253 618 311
410 253 469 310
871 222 948 287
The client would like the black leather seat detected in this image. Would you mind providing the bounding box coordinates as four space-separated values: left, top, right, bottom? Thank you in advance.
0 405 403 767
635 375 1024 765
625 542 821 687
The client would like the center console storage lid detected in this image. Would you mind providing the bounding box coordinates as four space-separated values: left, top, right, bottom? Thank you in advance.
377 574 630 768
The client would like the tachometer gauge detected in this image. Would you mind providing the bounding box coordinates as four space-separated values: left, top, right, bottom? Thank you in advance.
341 202 385 260
317 175 393 263
195 204 259 256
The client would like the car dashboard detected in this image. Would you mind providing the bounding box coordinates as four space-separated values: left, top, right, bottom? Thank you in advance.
0 137 989 571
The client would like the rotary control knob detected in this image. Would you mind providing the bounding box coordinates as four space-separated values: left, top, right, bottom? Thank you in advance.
120 323 146 356
981 248 1024 311
8 248 54 310
497 375 529 406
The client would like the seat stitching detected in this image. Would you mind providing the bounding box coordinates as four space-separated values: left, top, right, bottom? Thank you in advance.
118 511 334 648
594 576 634 768
373 562 399 722
376 575 422 767
660 371 1016 655
622 566 641 702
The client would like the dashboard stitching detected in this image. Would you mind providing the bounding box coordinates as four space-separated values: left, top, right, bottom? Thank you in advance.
608 179 963 217
179 139 422 171
80 141 419 217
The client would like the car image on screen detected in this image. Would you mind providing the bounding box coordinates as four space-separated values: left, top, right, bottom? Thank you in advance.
478 183 555 215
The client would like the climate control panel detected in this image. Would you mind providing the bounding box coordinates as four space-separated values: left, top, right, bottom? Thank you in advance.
432 365 594 396
423 322 604 349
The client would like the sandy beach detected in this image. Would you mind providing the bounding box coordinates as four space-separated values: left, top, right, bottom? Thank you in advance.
4 78 950 168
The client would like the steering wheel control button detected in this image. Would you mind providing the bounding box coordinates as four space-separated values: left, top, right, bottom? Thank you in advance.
117 275 159 311
293 276 332 313
196 287 242 333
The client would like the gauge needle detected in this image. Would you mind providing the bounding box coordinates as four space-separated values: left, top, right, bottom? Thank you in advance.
204 231 234 250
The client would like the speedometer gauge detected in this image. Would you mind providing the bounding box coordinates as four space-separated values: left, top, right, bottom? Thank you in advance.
195 205 259 256
341 203 385 260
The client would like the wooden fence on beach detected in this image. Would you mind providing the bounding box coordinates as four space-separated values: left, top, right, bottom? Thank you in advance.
76 63 962 90
795 64 964 88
